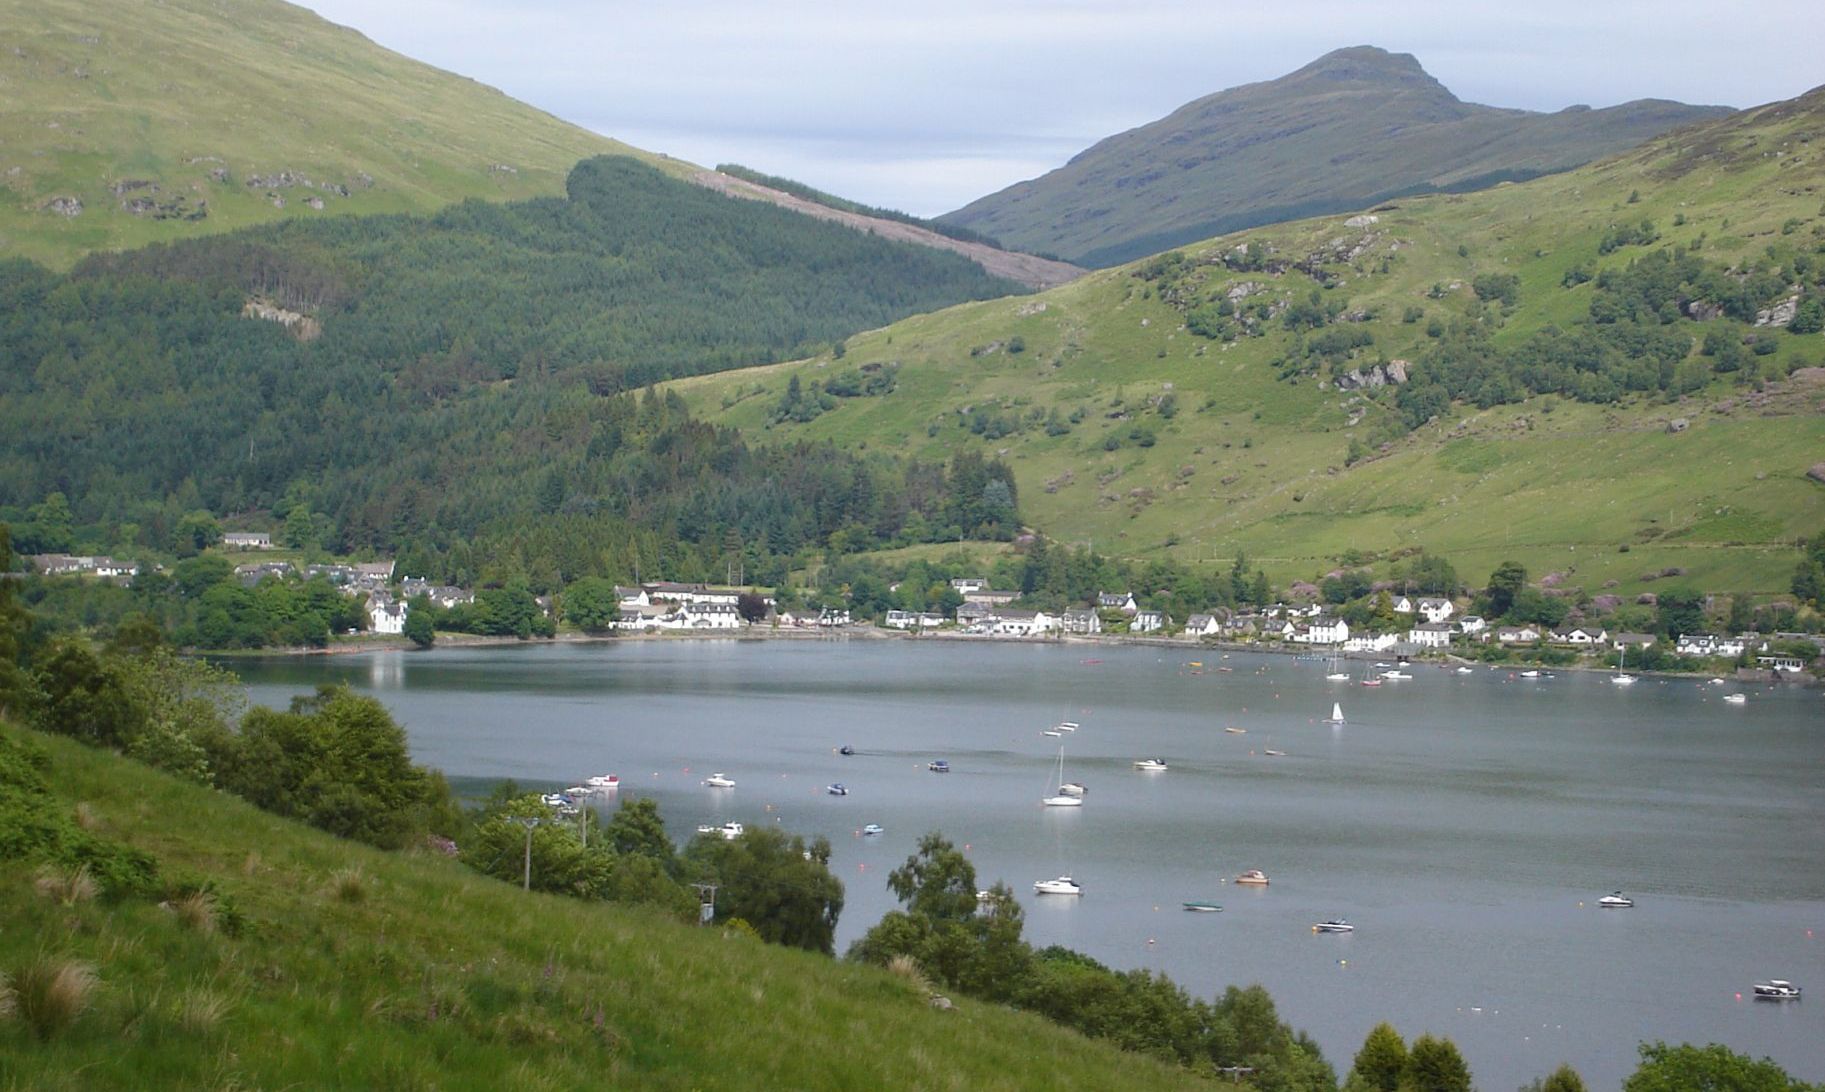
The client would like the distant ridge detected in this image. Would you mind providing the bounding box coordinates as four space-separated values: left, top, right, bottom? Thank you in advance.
940 46 1733 266
0 0 682 266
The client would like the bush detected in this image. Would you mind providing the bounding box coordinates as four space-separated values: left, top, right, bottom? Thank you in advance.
10 957 98 1040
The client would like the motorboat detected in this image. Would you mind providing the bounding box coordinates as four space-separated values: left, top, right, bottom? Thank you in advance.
1133 758 1170 772
1033 876 1083 896
585 774 620 790
1225 726 1247 734
1380 669 1412 680
1056 721 1079 732
539 792 572 809
1598 892 1634 908
826 783 848 796
1042 728 1064 737
838 745 856 756
1723 693 1747 705
1059 782 1087 797
1234 869 1269 886
1455 666 1474 675
1519 669 1541 678
861 823 884 836
1326 671 1353 681
1262 748 1287 757
1313 920 1355 933
927 759 951 773
702 773 736 788
1752 980 1801 1000
695 821 744 840
1183 901 1223 912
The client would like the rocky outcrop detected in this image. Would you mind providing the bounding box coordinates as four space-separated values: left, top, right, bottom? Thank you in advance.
43 195 83 217
1334 359 1409 390
1344 214 1379 228
242 297 322 341
1755 295 1799 327
1683 299 1723 321
1807 462 1825 485
1666 417 1689 433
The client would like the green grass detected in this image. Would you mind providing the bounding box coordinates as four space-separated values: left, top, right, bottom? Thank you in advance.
0 0 693 268
0 723 1205 1090
674 90 1825 596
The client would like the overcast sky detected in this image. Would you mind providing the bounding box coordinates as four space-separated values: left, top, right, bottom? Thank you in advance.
302 0 1820 218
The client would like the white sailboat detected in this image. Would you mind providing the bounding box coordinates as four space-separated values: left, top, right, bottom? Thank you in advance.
1326 701 1345 725
1325 649 1352 681
1043 744 1084 807
1611 644 1638 685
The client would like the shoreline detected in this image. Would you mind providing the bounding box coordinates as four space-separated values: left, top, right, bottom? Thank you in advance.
206 624 1816 686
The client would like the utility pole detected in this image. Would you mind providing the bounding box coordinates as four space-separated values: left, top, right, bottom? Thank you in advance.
519 817 541 892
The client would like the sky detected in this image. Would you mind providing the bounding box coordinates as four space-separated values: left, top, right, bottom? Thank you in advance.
301 0 1822 218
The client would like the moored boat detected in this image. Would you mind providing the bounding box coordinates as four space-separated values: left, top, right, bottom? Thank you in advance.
585 774 620 790
861 823 884 836
1723 693 1747 705
702 772 736 788
1183 901 1223 912
1752 979 1801 1000
695 821 744 840
928 759 951 772
1133 758 1169 771
1059 782 1087 797
826 783 848 796
1598 892 1634 908
1034 875 1083 896
1234 869 1269 886
1313 919 1355 933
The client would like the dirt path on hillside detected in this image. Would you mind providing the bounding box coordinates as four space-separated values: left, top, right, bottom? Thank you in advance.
690 170 1085 291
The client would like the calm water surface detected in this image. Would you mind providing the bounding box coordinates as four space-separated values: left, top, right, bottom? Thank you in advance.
235 640 1825 1089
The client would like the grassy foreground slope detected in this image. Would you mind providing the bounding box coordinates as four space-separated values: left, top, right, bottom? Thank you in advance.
0 723 1200 1090
941 47 1730 267
676 90 1825 596
0 0 683 267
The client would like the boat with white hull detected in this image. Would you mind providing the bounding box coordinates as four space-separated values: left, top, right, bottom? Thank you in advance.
1034 876 1083 896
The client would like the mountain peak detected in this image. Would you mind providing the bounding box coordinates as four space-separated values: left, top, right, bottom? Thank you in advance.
1283 45 1449 95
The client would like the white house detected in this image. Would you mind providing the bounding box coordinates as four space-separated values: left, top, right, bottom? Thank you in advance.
949 577 988 594
1392 595 1415 614
1343 632 1400 653
1416 597 1454 623
616 585 650 608
1553 627 1608 646
1676 634 1745 658
1184 614 1221 637
1096 591 1138 614
1496 625 1541 644
817 608 852 627
1132 609 1167 634
1061 608 1101 635
682 602 742 630
956 602 995 628
369 597 407 635
1458 615 1487 637
1409 621 1453 648
991 609 1057 638
223 532 272 549
1294 616 1350 645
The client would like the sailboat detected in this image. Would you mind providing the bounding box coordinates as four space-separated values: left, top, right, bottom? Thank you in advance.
1043 745 1084 807
1325 649 1352 681
1611 644 1638 685
1326 701 1345 725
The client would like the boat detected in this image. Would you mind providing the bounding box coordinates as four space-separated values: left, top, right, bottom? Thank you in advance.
1752 980 1802 1000
1723 693 1747 705
1326 701 1345 725
1043 745 1085 807
1133 758 1169 772
1234 869 1269 886
1225 726 1247 734
1380 669 1412 680
1598 892 1634 908
1059 782 1087 797
695 821 744 840
585 774 620 790
1326 650 1352 681
702 773 736 788
1612 645 1638 685
1263 748 1287 757
1360 677 1382 687
861 823 884 836
838 745 855 756
1182 901 1224 913
1033 876 1083 896
826 783 848 796
1056 721 1079 732
927 759 951 773
1313 920 1355 933
1455 666 1474 675
1520 669 1541 679
1042 728 1063 737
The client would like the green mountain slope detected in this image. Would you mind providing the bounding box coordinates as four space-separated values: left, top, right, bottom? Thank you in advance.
0 723 1203 1089
677 88 1825 598
0 0 683 267
940 47 1732 268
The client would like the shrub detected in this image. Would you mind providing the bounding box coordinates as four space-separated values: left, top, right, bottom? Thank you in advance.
11 957 98 1040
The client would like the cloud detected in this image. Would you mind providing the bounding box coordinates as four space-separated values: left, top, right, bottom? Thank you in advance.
303 0 1819 217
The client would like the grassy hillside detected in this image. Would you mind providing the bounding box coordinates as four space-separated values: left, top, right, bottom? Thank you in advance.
941 47 1731 267
0 722 1203 1089
675 89 1825 597
0 0 687 267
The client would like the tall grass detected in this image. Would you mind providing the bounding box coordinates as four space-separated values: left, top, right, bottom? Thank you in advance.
34 864 98 906
11 957 98 1040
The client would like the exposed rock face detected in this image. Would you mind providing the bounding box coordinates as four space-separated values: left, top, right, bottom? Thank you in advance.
242 297 322 341
43 195 82 217
1684 299 1723 321
1334 359 1409 390
1807 462 1825 485
1667 417 1689 433
1344 214 1379 228
1755 295 1799 327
